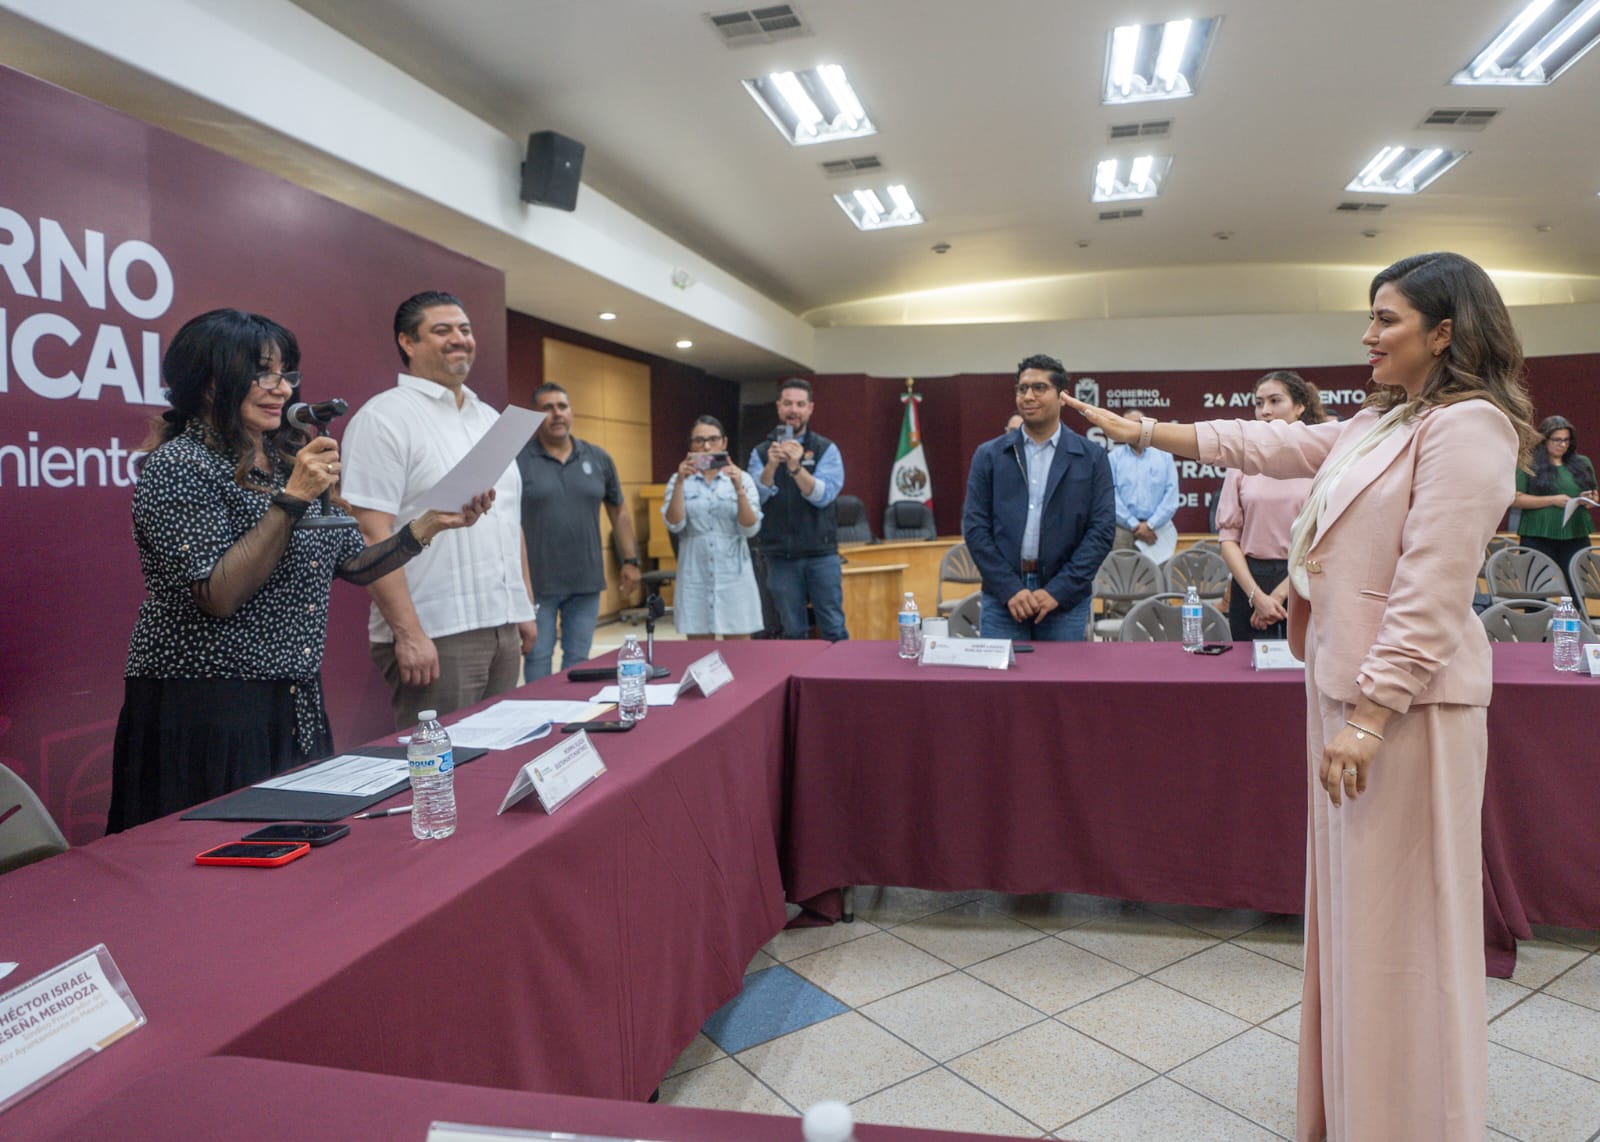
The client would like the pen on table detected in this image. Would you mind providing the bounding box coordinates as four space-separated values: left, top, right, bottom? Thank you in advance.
353 805 413 819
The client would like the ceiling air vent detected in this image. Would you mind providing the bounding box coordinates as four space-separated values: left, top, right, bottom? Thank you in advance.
1108 118 1173 141
708 5 808 47
820 155 883 178
1421 107 1501 130
1334 202 1389 214
1097 208 1145 221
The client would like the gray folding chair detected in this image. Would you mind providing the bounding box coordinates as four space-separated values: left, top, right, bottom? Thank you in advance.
1091 549 1164 640
1120 592 1231 643
1478 600 1595 643
936 543 982 616
949 592 983 638
1484 545 1569 602
1164 546 1230 604
0 764 69 876
1569 547 1600 611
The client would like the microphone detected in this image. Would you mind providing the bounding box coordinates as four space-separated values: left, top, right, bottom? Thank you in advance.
286 399 349 432
282 398 360 533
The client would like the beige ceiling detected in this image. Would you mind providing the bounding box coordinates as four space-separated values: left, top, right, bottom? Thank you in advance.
284 0 1600 320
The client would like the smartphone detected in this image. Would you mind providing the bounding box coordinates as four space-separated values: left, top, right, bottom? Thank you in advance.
195 841 310 867
242 823 350 847
1195 643 1234 655
561 720 637 733
705 451 729 470
777 425 795 442
1013 643 1035 653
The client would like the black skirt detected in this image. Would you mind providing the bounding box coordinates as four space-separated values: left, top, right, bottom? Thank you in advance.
1228 556 1291 643
106 677 333 833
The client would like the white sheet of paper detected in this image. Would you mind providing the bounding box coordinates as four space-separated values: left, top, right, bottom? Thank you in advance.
254 753 408 796
588 685 679 707
1561 495 1600 526
444 700 592 750
1135 521 1179 566
415 405 544 512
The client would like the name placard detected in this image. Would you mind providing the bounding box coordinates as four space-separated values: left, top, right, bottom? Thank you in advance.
0 945 145 1113
1252 640 1305 671
919 636 1015 670
676 650 734 698
1585 643 1600 677
498 732 607 816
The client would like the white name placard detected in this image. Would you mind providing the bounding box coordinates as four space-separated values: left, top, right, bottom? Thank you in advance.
919 636 1014 670
1584 643 1600 677
676 650 734 698
0 945 145 1113
498 731 607 816
1252 640 1305 671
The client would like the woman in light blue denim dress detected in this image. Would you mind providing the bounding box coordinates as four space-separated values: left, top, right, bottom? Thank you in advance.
661 416 764 637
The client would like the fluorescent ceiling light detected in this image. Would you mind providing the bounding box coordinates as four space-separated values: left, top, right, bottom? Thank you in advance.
834 183 924 230
597 311 617 321
1102 17 1220 104
1454 0 1600 85
743 65 878 145
675 339 694 350
1345 146 1468 195
1090 155 1172 203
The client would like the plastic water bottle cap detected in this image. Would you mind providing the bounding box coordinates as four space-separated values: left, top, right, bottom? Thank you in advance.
801 1100 853 1142
418 709 437 721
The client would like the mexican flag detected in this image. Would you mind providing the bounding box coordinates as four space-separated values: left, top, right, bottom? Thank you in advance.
889 379 932 507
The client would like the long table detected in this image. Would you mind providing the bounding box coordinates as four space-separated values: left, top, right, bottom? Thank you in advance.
43 1056 1036 1141
2 641 828 1141
782 640 1600 977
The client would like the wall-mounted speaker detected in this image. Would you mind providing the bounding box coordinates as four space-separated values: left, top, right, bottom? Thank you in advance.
520 131 585 211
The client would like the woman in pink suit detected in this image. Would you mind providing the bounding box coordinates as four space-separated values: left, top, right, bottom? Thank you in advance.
1067 252 1537 1142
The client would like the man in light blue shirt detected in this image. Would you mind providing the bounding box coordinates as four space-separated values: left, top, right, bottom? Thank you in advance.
961 355 1115 641
1106 408 1180 552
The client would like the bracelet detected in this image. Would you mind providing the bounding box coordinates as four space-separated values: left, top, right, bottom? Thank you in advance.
1247 588 1257 607
1137 416 1157 450
406 520 432 549
1345 719 1384 742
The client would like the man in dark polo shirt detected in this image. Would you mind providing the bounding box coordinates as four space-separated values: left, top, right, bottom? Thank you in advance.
746 378 848 640
516 382 641 679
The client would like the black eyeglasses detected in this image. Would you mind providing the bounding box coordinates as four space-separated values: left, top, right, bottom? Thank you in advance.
252 370 302 391
1015 381 1055 396
689 435 725 447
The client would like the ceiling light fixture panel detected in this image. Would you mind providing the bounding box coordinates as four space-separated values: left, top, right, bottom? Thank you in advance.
1454 0 1600 85
1091 154 1172 203
1102 17 1220 104
743 64 876 145
1345 146 1468 195
833 183 923 230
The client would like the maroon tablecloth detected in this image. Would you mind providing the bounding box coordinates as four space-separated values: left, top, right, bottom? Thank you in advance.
3 641 828 1141
783 641 1600 977
44 1056 1038 1141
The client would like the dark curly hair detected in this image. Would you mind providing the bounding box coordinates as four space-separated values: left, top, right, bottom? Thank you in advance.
1016 354 1068 391
1527 414 1595 495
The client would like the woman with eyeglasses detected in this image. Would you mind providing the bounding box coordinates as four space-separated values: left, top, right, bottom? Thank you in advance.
661 415 763 639
108 309 491 831
1511 414 1596 599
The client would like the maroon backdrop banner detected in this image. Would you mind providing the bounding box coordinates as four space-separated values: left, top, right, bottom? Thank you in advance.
0 67 505 843
790 354 1598 538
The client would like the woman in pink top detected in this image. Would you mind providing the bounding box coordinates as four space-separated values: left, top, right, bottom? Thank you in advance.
1068 252 1538 1141
1215 371 1328 641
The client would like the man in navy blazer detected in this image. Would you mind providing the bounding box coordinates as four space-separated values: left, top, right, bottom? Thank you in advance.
961 354 1115 640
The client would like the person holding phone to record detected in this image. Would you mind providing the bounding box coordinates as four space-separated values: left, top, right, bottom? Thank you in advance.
662 415 764 639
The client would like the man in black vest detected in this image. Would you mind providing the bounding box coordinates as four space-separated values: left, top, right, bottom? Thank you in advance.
747 378 849 640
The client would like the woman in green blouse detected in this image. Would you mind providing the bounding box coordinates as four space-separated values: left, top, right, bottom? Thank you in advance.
1512 414 1596 599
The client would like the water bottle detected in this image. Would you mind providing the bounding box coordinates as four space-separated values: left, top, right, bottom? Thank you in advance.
407 709 456 840
802 1100 855 1142
1181 585 1204 652
617 634 648 721
897 591 922 659
1552 596 1583 672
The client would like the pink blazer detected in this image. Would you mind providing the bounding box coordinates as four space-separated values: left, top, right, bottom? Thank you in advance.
1196 400 1517 713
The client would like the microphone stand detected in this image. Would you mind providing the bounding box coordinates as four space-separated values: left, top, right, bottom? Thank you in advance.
643 591 671 679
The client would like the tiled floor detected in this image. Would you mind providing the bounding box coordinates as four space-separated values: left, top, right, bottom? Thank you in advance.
659 888 1600 1140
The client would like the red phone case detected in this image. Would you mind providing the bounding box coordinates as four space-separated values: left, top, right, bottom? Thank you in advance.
195 841 311 868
